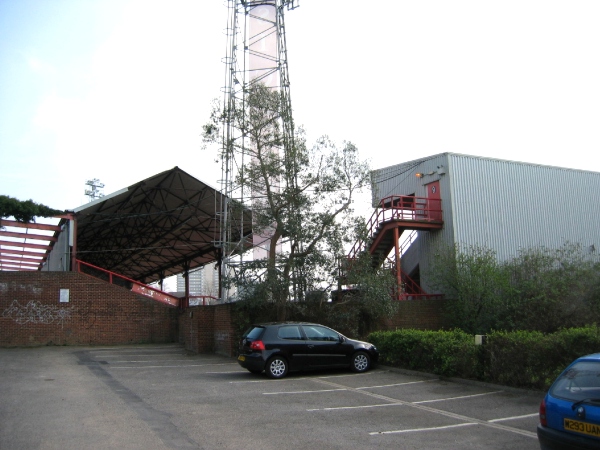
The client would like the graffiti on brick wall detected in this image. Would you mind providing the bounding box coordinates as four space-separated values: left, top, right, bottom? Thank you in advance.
2 300 73 325
0 282 43 296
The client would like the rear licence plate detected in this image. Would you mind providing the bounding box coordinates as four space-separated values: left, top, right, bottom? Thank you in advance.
238 355 245 362
564 418 600 438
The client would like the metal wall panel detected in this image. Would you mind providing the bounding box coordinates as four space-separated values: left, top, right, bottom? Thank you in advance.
44 223 70 271
447 153 600 261
371 153 600 291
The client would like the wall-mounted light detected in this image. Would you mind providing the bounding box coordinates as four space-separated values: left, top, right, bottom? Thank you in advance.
437 165 446 175
415 173 424 178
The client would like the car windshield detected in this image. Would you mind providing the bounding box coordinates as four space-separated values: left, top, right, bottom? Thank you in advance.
550 360 600 402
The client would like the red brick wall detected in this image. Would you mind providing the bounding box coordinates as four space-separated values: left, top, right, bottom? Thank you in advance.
0 272 178 347
1 272 448 352
179 304 238 356
382 297 450 331
178 300 449 357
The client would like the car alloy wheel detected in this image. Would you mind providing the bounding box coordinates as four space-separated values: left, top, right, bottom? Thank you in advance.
266 356 288 379
351 351 370 373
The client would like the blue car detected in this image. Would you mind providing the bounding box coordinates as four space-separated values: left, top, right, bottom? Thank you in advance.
538 353 600 449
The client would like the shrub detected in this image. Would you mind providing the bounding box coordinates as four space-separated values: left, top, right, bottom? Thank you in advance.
368 329 479 378
485 326 600 390
369 326 600 391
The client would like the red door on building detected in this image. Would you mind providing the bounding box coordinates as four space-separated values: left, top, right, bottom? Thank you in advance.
426 181 442 221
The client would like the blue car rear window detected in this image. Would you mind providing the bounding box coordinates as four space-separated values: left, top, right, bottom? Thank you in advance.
550 361 600 401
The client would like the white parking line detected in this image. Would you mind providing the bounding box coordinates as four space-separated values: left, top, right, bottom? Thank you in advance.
92 354 187 357
229 379 275 383
310 377 538 439
356 379 435 390
369 414 540 437
307 403 402 412
264 389 347 395
413 391 502 404
318 371 387 379
106 359 201 363
488 413 539 423
370 422 478 435
87 346 183 351
109 363 238 369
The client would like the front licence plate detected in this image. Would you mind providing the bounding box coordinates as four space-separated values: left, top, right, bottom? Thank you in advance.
564 418 600 438
238 355 245 362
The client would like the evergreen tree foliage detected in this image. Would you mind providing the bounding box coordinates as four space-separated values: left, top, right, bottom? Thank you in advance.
0 195 63 223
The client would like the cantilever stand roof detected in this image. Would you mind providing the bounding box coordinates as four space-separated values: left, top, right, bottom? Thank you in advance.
72 166 252 284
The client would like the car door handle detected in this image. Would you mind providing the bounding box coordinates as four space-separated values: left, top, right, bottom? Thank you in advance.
307 345 314 349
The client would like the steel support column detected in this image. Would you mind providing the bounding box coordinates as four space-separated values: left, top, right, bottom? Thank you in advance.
393 226 401 297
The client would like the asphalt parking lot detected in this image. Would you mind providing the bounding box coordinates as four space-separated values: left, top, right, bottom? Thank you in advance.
0 344 543 449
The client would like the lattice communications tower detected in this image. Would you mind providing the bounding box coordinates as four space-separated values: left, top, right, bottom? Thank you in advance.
218 0 299 301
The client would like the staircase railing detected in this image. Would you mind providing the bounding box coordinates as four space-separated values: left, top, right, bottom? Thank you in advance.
348 195 441 260
75 259 179 307
343 195 445 301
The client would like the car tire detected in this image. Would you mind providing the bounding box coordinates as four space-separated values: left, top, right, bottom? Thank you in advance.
351 351 370 373
266 356 288 379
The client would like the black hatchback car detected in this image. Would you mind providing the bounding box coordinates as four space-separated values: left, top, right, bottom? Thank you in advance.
237 322 379 379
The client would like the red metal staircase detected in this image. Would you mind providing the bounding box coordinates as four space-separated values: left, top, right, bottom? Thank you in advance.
346 195 444 300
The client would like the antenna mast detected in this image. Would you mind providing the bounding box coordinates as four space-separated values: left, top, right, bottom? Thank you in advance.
218 0 299 301
84 178 105 202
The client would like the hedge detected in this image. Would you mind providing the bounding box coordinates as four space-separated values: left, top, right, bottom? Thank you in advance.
367 326 600 390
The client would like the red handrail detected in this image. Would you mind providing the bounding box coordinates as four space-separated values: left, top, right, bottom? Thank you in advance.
348 195 442 259
75 259 179 307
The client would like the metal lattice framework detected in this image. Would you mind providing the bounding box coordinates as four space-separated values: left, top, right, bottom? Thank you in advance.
73 167 251 284
218 0 298 300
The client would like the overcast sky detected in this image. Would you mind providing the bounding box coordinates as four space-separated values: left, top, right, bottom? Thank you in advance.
1 0 599 214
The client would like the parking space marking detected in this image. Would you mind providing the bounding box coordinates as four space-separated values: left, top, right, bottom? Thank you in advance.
307 403 402 412
227 371 391 384
264 388 347 395
86 346 183 351
228 377 275 383
310 378 537 439
370 422 478 435
413 391 502 403
356 379 435 389
75 350 201 448
489 413 538 423
88 353 185 357
106 359 201 363
317 371 388 379
206 371 252 375
109 363 238 369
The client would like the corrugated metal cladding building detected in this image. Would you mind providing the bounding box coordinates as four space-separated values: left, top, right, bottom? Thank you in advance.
371 152 600 293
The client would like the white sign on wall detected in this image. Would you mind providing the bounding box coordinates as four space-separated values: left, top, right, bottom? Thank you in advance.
59 289 70 303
